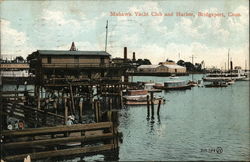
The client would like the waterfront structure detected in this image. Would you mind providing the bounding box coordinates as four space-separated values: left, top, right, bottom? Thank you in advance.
137 64 186 74
0 61 32 85
28 43 125 86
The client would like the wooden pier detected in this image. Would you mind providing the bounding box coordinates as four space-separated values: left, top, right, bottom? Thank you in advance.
0 46 140 161
1 121 119 161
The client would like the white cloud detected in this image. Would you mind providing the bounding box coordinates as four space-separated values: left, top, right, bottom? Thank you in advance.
56 41 100 51
41 9 81 28
128 41 248 69
127 2 167 33
1 19 36 58
228 5 249 31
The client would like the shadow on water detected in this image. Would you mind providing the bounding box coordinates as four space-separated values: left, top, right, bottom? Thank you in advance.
147 113 162 134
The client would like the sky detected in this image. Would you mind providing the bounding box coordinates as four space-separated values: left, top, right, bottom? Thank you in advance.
0 0 249 69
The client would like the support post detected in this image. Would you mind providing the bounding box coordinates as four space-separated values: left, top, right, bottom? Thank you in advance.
147 95 150 118
79 99 83 123
150 92 154 119
37 85 41 110
69 84 75 115
64 98 68 125
109 98 112 110
157 100 162 115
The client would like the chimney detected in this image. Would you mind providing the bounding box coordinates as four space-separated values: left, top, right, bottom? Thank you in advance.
70 42 76 51
124 47 127 62
230 61 233 70
132 52 136 62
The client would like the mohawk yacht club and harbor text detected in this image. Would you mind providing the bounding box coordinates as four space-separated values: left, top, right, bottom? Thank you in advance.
110 11 241 17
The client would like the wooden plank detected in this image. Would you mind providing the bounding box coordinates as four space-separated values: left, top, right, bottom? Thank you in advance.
4 103 64 119
3 133 114 149
2 122 113 136
3 144 115 161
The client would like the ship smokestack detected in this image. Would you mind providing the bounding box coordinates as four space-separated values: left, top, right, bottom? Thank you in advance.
132 52 136 62
230 61 233 70
124 47 127 62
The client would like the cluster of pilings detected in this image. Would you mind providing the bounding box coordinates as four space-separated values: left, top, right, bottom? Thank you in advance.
32 82 134 127
146 90 162 120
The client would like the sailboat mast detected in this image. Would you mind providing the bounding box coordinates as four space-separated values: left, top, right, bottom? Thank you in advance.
191 54 194 81
105 20 108 52
228 48 230 72
245 59 247 72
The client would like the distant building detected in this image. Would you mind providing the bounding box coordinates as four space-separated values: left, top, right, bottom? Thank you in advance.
137 64 186 73
235 66 241 70
159 60 176 65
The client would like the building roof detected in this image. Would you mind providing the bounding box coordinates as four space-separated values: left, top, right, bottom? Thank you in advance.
138 65 161 69
36 50 111 56
138 64 185 69
164 64 186 69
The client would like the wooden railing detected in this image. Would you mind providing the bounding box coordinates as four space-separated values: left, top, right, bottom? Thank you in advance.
1 122 119 161
1 102 64 127
42 63 122 69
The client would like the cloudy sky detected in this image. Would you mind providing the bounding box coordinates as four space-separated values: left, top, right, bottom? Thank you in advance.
0 0 249 69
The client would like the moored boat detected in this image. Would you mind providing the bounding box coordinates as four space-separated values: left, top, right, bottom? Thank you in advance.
123 89 164 105
204 81 228 88
163 80 191 90
153 83 164 89
125 98 165 105
187 80 198 87
203 70 246 82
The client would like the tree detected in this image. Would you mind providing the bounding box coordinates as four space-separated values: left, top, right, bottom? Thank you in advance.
136 59 152 66
27 52 37 62
177 60 185 66
143 59 151 65
184 62 195 71
12 56 24 63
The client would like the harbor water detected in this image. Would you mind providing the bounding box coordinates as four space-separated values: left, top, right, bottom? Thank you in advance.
2 74 249 161
117 74 249 161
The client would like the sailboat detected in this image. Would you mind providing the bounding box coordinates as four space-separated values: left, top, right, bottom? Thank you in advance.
187 55 198 87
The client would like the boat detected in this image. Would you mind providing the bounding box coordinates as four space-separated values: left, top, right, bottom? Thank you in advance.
127 89 148 96
144 83 155 90
204 81 228 88
125 98 165 105
203 70 246 82
227 79 235 85
169 74 179 79
123 95 148 101
123 89 164 105
153 83 164 89
163 80 191 90
187 80 198 87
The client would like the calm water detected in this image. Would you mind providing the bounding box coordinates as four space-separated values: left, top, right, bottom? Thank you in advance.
118 75 249 161
2 74 249 161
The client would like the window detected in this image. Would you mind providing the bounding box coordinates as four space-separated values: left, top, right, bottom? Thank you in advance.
100 57 105 64
47 57 51 64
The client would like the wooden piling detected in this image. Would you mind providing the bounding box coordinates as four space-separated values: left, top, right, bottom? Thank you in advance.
150 92 154 119
95 100 99 123
79 100 83 123
120 88 123 108
37 86 41 110
109 98 112 110
69 84 75 115
157 100 161 115
98 100 102 121
147 95 150 118
64 98 68 125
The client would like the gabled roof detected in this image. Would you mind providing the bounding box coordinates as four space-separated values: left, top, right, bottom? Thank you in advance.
138 64 186 69
164 64 186 69
138 65 162 69
35 50 111 56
